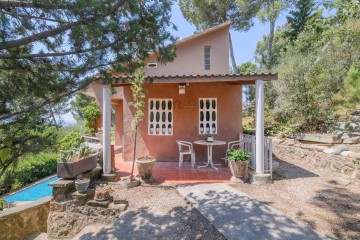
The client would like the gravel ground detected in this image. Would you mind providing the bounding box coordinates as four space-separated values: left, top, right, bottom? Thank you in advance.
74 185 226 240
230 157 360 240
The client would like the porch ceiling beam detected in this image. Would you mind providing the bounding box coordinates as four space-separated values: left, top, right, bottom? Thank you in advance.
108 73 277 86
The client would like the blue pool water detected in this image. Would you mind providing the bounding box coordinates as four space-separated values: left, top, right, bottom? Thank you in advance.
4 176 58 202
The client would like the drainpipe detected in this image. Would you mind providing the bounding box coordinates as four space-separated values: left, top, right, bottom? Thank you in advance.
255 80 265 174
102 85 112 174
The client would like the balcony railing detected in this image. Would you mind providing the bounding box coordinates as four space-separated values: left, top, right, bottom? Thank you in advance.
240 134 273 174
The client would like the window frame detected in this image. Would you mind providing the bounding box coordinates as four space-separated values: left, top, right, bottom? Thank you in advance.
204 46 211 70
148 98 173 136
199 98 217 135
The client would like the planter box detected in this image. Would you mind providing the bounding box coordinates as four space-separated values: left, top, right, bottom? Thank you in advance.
298 134 343 144
57 155 98 179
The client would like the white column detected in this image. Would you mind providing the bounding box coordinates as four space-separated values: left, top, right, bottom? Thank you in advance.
102 85 112 174
255 80 265 174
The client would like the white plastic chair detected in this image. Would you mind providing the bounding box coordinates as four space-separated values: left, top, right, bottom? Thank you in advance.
176 141 196 168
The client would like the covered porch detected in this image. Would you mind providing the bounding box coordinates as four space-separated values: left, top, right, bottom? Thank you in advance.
94 72 278 183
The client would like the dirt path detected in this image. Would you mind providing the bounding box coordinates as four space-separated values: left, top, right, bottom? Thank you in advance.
230 157 360 239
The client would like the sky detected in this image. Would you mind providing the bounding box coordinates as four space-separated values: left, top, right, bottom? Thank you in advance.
61 1 288 125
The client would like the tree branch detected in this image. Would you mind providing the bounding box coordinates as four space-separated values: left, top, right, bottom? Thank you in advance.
0 1 72 9
0 42 118 58
0 10 69 23
0 0 128 50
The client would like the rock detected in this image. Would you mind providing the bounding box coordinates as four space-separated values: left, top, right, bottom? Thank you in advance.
350 153 360 160
333 145 349 155
343 136 360 144
86 200 111 208
109 203 127 211
331 177 351 186
113 197 128 205
323 148 334 154
351 109 360 115
314 145 327 152
340 151 353 157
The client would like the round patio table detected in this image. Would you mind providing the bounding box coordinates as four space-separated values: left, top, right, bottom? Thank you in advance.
194 140 226 170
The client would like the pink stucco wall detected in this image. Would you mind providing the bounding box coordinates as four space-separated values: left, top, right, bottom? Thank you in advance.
121 83 242 163
143 26 229 76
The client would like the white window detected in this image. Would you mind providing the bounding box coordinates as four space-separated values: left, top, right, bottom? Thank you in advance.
147 63 157 68
204 46 211 70
199 98 217 134
148 98 173 135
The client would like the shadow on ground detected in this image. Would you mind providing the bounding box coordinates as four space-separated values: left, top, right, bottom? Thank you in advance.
273 157 319 180
75 205 225 240
311 185 360 239
178 184 328 240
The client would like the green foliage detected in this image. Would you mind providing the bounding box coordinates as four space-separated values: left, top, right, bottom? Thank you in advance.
0 198 7 210
70 93 96 121
237 62 257 73
0 153 58 195
59 132 84 151
285 0 318 42
179 0 258 31
265 125 302 138
82 101 101 134
70 93 101 134
129 68 146 137
273 16 360 129
59 144 94 163
227 149 250 162
0 0 176 179
129 67 146 179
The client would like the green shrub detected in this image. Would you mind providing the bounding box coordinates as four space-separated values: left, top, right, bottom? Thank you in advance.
227 149 250 162
0 153 58 195
59 131 83 151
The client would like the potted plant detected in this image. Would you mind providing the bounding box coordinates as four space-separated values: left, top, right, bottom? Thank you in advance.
136 156 156 182
226 149 250 182
57 144 98 179
204 133 214 142
75 177 90 193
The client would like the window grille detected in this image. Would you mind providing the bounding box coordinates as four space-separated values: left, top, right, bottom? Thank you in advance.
199 98 217 134
148 99 173 135
204 46 211 70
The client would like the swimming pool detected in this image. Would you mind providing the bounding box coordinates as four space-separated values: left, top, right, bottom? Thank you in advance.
4 176 58 202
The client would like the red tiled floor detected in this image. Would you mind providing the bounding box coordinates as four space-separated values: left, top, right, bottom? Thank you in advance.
115 162 231 185
113 145 231 184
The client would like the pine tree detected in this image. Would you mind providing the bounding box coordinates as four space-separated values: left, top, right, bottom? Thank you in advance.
285 0 317 42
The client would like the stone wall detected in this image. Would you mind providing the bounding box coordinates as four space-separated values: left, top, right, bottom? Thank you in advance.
0 197 50 240
272 138 360 179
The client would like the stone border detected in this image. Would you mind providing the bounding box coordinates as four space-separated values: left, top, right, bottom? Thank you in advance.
0 196 51 218
1 174 57 200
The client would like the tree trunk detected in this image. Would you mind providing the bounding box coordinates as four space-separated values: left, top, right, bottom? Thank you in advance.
229 33 238 73
266 19 276 68
130 124 138 180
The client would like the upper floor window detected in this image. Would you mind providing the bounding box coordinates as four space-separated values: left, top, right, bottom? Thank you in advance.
148 98 173 135
204 46 211 70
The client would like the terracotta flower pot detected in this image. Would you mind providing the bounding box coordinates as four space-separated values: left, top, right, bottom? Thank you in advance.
136 156 156 182
94 188 110 202
228 160 249 179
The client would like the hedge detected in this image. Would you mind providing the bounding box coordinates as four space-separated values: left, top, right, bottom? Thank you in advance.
0 153 58 196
